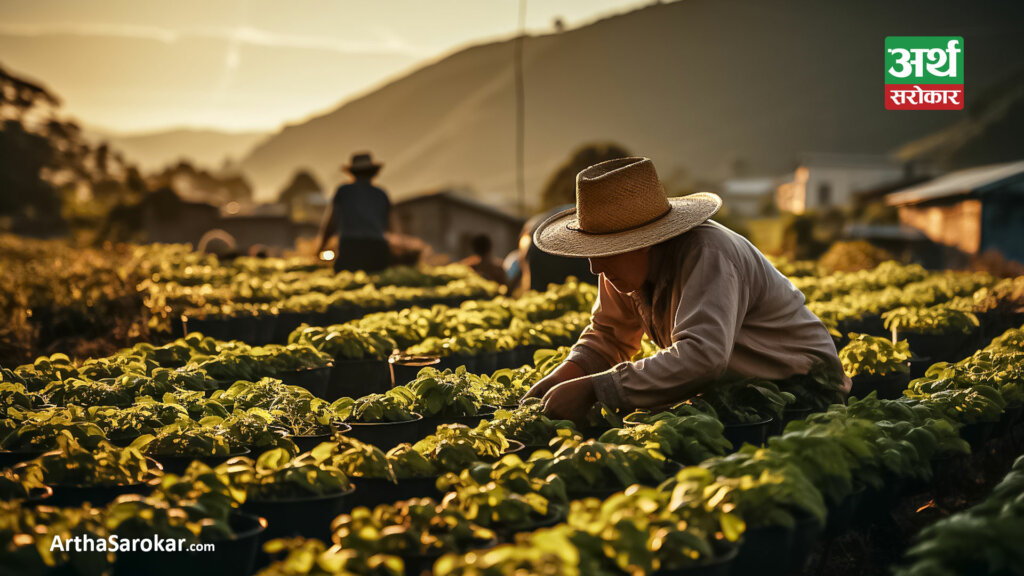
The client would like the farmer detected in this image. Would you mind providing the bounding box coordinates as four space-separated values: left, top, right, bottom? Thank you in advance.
317 152 392 273
522 157 849 423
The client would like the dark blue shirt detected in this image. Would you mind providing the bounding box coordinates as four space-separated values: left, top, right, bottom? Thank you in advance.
332 180 390 240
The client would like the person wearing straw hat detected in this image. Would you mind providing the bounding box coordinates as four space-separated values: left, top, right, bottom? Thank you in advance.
522 157 849 424
317 152 392 273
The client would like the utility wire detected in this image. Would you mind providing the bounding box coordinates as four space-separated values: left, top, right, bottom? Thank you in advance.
513 0 527 217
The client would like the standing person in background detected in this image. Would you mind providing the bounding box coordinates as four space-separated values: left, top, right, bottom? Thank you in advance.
460 234 508 285
317 152 392 273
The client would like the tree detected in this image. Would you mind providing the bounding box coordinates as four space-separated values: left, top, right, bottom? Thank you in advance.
539 142 631 212
277 169 323 205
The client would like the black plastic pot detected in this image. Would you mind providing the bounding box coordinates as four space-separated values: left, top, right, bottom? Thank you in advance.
182 314 257 342
251 313 278 345
0 448 48 470
153 448 251 476
788 511 823 575
113 512 265 576
849 371 911 400
242 486 354 543
291 423 348 453
993 404 1022 437
494 509 565 542
47 470 163 508
854 477 905 528
272 311 307 343
435 354 479 374
328 358 391 401
898 330 975 364
345 414 424 450
422 405 498 431
495 349 519 371
389 355 441 388
350 476 442 509
277 365 332 398
722 418 773 450
731 524 793 576
824 488 863 538
654 546 738 576
515 345 544 367
782 406 813 426
475 352 499 375
959 420 996 450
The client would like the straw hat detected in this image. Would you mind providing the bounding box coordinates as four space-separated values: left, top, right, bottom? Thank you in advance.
533 157 722 258
343 152 383 174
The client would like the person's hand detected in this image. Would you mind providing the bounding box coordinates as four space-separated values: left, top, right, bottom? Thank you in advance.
521 360 585 402
541 376 597 426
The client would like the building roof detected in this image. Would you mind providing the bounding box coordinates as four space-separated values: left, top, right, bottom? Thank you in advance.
845 224 928 241
395 190 524 226
886 160 1024 206
799 152 899 169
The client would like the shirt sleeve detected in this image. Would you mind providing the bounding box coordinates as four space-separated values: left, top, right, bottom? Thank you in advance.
564 275 644 375
591 244 750 410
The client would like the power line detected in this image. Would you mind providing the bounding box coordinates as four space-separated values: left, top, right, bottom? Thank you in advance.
513 0 527 217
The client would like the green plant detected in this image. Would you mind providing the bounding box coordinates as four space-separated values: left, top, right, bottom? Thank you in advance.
0 408 107 451
569 471 743 574
694 378 795 424
16 434 157 487
331 498 495 558
882 305 979 336
331 389 418 423
438 456 567 530
257 537 404 576
487 400 574 446
702 446 828 529
527 432 670 492
217 446 352 501
0 500 110 576
840 333 912 377
403 368 484 418
599 412 731 465
130 419 234 457
413 424 509 473
894 455 1024 576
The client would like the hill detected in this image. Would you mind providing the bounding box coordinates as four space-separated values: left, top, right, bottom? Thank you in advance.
88 127 268 172
238 0 1024 211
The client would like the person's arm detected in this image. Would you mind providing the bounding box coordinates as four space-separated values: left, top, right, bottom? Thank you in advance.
317 195 339 253
591 244 749 411
522 275 643 400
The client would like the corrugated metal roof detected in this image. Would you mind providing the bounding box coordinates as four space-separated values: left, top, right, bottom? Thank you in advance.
886 160 1024 206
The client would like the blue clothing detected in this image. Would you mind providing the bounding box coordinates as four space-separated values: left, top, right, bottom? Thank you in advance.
332 180 390 240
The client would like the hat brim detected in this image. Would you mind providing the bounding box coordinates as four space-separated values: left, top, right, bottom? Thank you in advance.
532 192 722 258
343 163 383 173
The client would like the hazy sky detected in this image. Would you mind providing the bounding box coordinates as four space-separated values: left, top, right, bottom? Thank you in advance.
0 0 650 134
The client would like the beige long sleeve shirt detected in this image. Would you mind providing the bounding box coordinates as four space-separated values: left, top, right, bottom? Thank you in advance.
566 221 848 411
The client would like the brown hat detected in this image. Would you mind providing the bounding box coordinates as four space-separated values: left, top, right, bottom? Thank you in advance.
343 152 383 174
533 157 721 258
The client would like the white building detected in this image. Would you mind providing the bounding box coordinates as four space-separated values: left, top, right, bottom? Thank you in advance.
722 177 778 218
777 153 905 213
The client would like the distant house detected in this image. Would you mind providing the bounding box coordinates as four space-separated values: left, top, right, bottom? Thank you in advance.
885 160 1024 264
777 153 904 213
722 177 777 218
394 190 525 260
141 189 316 254
276 170 327 225
140 188 221 246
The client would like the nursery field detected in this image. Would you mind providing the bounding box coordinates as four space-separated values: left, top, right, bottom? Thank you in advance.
2 241 1024 576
